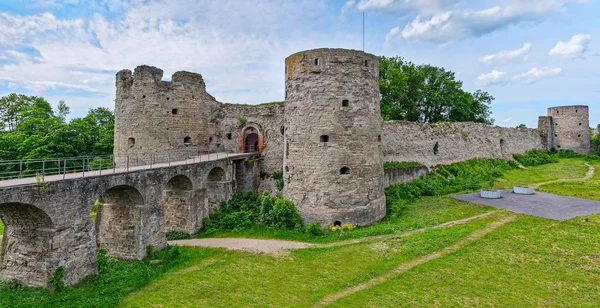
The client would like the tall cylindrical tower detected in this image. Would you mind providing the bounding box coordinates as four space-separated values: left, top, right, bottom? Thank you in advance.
283 48 386 226
548 105 590 154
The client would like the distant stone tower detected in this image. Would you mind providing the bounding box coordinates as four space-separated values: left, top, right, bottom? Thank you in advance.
545 105 591 154
283 48 386 226
114 66 220 166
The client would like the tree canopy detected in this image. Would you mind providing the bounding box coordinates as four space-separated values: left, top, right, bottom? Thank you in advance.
379 56 494 125
0 93 114 161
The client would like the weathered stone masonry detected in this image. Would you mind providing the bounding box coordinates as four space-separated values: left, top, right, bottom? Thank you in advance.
283 49 386 226
3 47 593 289
114 48 596 228
0 156 258 287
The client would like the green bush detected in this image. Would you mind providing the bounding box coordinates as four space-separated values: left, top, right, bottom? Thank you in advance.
201 191 303 234
383 161 423 170
49 266 65 292
593 134 600 155
385 158 517 218
165 231 192 241
272 170 284 190
513 149 558 166
259 191 274 225
305 221 324 236
270 198 303 230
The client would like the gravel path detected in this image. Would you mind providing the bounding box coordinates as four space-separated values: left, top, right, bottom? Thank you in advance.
169 212 499 255
169 238 312 255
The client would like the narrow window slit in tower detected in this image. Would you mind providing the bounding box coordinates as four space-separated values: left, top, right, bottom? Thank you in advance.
227 133 232 140
128 137 135 147
340 167 350 175
184 136 191 144
172 108 179 115
314 58 319 65
342 99 349 107
320 135 329 142
365 60 368 66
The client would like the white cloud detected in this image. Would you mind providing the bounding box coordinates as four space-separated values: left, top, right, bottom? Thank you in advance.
549 34 591 58
512 67 562 84
0 0 351 111
341 0 356 15
387 1 590 43
356 0 458 12
476 70 506 86
478 43 532 64
385 26 401 43
502 117 512 124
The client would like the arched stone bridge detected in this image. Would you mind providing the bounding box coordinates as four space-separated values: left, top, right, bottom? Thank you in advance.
0 153 258 287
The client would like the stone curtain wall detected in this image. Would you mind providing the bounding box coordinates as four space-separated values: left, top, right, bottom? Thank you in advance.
382 121 545 167
283 48 386 227
217 103 285 191
384 165 429 187
547 106 591 154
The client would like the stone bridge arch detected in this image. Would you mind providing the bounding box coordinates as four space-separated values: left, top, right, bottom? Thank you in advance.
0 202 55 287
163 175 195 234
95 185 145 259
206 167 231 215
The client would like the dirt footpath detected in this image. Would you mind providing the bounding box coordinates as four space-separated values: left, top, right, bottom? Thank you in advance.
169 238 312 255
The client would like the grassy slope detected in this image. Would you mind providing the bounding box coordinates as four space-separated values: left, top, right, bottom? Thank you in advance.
538 162 600 201
196 196 492 243
0 248 222 308
121 214 501 307
495 158 589 188
1 158 597 307
330 215 600 307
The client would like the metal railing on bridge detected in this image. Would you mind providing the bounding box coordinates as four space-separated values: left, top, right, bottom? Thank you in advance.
0 148 257 181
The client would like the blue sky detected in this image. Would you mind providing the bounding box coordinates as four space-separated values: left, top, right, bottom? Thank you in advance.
0 0 598 128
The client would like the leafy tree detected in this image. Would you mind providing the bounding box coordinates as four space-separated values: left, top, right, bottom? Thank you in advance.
379 56 494 124
517 124 527 129
0 93 114 163
57 100 70 120
0 94 40 131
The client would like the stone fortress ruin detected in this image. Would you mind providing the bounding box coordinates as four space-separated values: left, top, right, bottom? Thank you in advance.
115 48 595 228
0 48 596 289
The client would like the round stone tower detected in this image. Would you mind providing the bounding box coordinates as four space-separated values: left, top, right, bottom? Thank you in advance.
548 105 590 154
283 48 386 226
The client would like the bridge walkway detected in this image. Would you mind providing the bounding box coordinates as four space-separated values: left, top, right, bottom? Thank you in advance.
0 152 253 188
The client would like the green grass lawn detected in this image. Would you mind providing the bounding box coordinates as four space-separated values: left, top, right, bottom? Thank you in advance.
121 213 503 307
2 157 599 307
199 196 492 243
330 215 600 307
494 158 589 188
538 162 600 201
